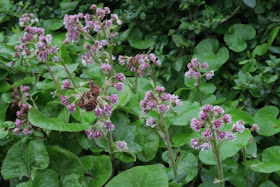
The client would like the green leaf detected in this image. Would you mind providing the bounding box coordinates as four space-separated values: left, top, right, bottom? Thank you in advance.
137 124 159 162
254 106 280 136
43 19 64 31
0 32 4 42
47 145 84 178
243 0 256 8
0 0 11 11
162 151 198 184
252 43 268 57
0 96 8 123
268 26 279 46
224 24 256 52
81 155 112 187
249 146 280 173
62 174 83 187
28 108 92 132
0 43 14 60
128 28 155 49
106 165 168 187
199 128 251 165
60 1 79 13
112 111 143 154
170 101 201 126
1 139 49 179
116 84 131 107
229 109 254 124
59 44 73 64
193 38 229 71
259 181 278 187
0 81 10 92
172 34 191 48
33 169 59 187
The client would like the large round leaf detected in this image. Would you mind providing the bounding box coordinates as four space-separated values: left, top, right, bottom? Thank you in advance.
33 169 59 187
224 24 256 52
81 155 112 187
106 165 168 187
137 123 159 162
193 38 229 71
162 151 198 184
47 146 84 178
254 106 280 136
1 139 49 179
249 146 280 173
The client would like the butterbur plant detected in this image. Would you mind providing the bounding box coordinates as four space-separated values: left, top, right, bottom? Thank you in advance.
2 1 280 187
190 105 247 186
119 53 161 91
15 14 76 93
141 86 181 177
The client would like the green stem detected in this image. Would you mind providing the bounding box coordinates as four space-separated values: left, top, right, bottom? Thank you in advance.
211 129 224 187
106 131 115 164
161 115 177 177
44 60 59 91
197 77 203 106
134 71 138 93
61 62 77 88
242 148 250 187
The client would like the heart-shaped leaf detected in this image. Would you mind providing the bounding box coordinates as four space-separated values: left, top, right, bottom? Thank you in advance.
1 138 49 179
224 24 256 52
193 38 229 71
128 28 155 49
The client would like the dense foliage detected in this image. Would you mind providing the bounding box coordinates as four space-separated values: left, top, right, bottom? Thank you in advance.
0 0 280 186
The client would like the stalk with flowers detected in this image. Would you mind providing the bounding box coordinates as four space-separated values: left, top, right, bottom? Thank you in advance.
140 86 182 177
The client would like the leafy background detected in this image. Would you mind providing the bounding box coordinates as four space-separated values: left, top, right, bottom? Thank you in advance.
0 0 280 186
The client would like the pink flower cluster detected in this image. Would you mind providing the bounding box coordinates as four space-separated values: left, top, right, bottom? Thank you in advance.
185 58 214 80
190 105 243 151
10 86 33 135
64 5 121 44
81 40 110 66
60 95 76 113
140 86 182 115
119 53 161 77
15 18 58 61
19 13 39 27
20 85 30 98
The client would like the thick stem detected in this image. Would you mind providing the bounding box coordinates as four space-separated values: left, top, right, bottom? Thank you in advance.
196 77 203 106
211 130 224 187
106 131 115 164
61 63 77 88
44 60 59 91
242 148 250 187
134 71 138 93
161 115 177 177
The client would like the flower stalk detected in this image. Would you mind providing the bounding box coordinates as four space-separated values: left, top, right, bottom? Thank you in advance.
161 115 177 177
